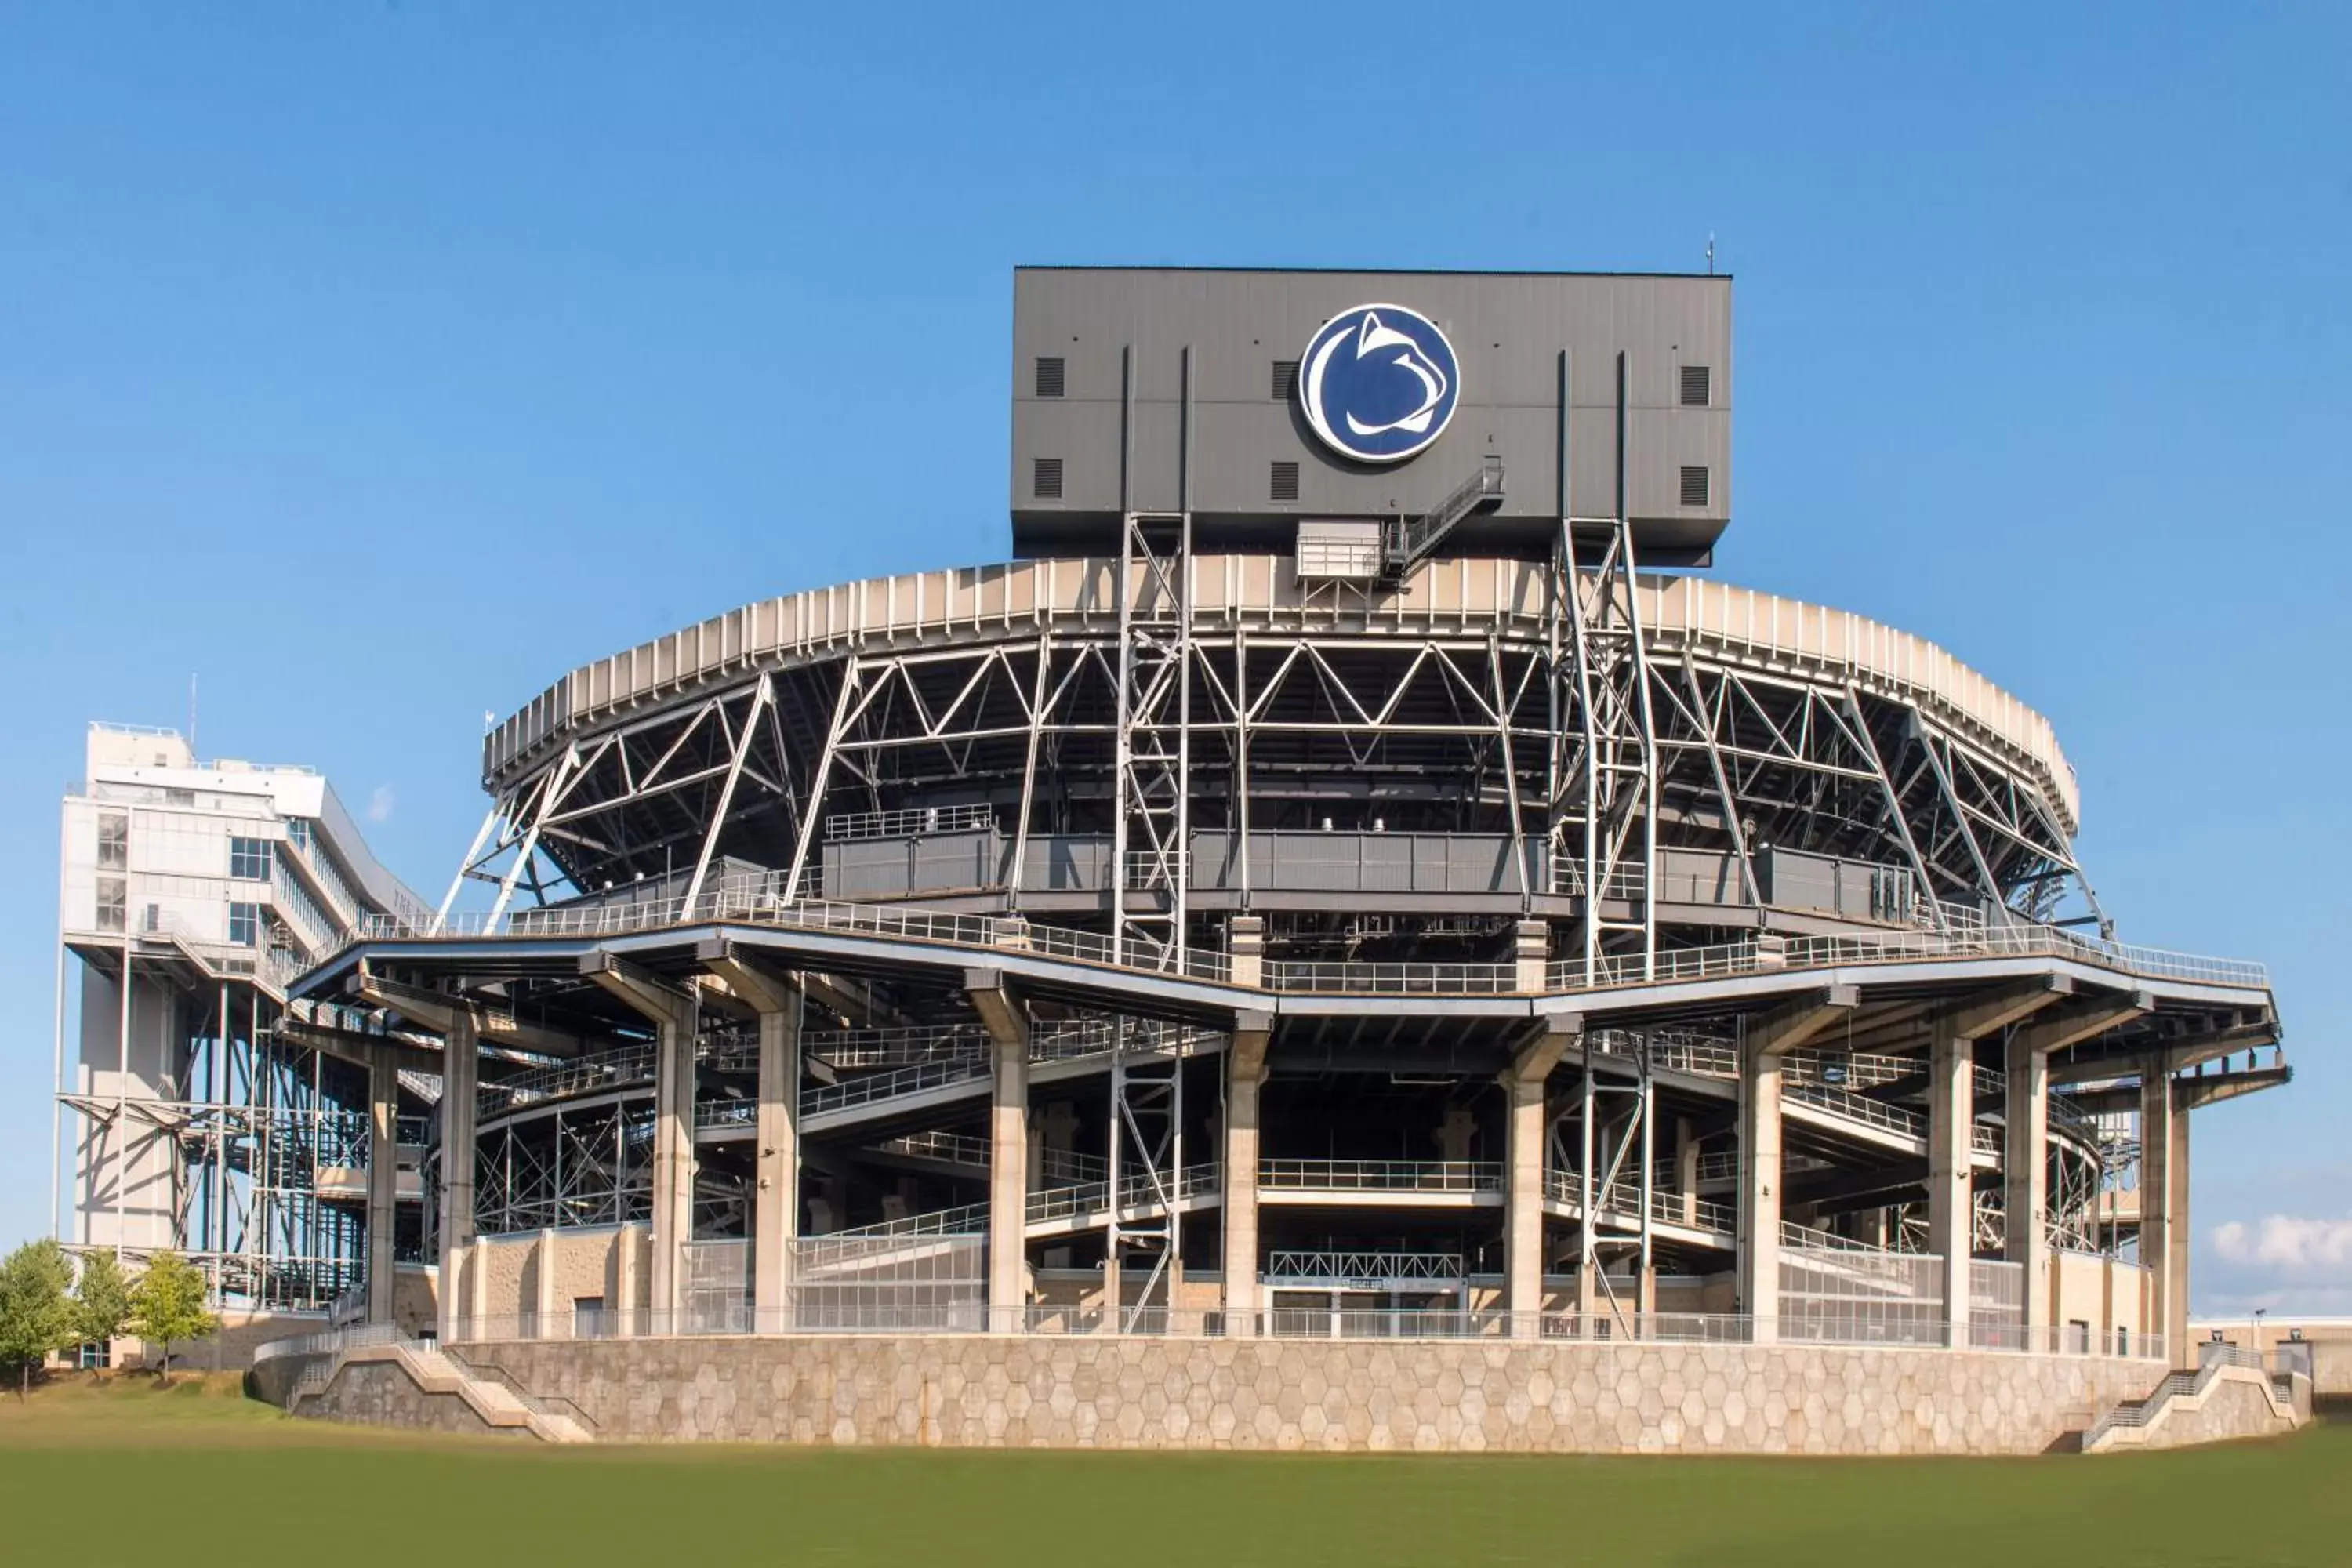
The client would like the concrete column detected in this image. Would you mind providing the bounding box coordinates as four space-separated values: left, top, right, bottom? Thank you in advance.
1675 1116 1698 1226
1738 1045 1784 1344
1222 1022 1270 1333
365 1047 398 1326
1504 1070 1548 1337
1514 920 1551 993
989 1033 1029 1327
2140 1061 2189 1366
2004 1039 2051 1338
435 1017 477 1341
752 985 803 1333
534 1227 561 1338
1228 916 1264 989
613 1221 641 1338
1926 1018 1973 1346
648 999 699 1334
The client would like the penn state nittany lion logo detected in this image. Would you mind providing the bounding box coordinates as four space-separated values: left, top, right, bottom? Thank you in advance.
1298 303 1461 464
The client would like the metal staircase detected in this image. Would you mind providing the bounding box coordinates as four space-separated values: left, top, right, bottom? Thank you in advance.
1382 454 1504 580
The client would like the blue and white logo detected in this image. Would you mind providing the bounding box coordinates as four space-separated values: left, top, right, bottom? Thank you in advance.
1298 303 1461 464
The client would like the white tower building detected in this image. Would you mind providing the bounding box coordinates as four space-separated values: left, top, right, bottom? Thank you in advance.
55 722 429 1309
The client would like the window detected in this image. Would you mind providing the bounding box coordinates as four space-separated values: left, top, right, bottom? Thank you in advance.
228 902 260 947
1033 357 1065 398
164 788 195 808
96 813 128 870
285 818 311 854
1032 457 1063 499
1271 360 1299 400
574 1296 608 1338
76 1341 111 1370
1680 365 1711 406
96 877 125 933
1679 465 1711 507
229 837 272 881
1269 461 1300 502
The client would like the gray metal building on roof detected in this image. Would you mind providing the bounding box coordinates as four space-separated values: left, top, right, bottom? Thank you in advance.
1011 267 1730 564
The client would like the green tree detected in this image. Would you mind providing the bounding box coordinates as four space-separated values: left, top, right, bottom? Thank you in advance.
0 1239 81 1399
127 1252 219 1386
72 1251 134 1367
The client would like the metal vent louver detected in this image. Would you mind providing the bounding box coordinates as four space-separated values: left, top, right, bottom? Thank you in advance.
1680 365 1711 406
1033 457 1064 499
1035 357 1065 398
1679 465 1710 507
1272 360 1299 400
1269 460 1300 502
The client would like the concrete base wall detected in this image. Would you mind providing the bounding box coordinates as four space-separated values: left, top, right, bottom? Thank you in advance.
453 1334 2159 1455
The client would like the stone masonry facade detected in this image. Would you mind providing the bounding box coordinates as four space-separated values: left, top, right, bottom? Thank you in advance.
445 1334 2166 1455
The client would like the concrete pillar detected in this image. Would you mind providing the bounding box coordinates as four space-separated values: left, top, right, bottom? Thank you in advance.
365 1048 398 1326
989 1033 1029 1327
1738 1045 1784 1343
1675 1116 1698 1226
1222 1022 1270 1333
752 985 803 1333
1228 916 1264 989
613 1221 641 1338
648 998 699 1334
1514 920 1549 993
1926 1018 1973 1346
435 1017 477 1341
2004 1039 2051 1339
2141 1061 2190 1366
1503 1070 1548 1337
534 1227 561 1338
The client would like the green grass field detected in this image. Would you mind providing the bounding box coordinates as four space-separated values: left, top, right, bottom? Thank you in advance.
2 1376 2342 1567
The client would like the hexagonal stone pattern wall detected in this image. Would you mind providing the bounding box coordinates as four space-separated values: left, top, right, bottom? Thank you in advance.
445 1336 2170 1454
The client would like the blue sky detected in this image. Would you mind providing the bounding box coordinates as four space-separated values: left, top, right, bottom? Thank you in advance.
2 3 2344 1313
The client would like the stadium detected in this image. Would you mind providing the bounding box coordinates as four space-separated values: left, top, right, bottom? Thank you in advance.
61 268 2311 1450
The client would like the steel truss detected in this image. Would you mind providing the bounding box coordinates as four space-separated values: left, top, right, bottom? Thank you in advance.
475 1096 655 1236
445 676 802 923
1552 1029 1658 1330
1104 1022 1184 1324
63 985 370 1311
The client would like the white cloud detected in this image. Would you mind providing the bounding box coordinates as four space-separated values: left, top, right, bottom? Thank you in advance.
366 784 397 823
2210 1214 2352 1275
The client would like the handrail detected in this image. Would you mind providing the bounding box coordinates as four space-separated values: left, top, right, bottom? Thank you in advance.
1259 1158 1503 1193
326 874 2265 1000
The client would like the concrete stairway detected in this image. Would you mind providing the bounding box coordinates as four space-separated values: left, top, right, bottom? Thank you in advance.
293 1338 593 1443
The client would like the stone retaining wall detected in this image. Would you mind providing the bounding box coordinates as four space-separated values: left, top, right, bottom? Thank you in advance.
296 1360 529 1439
2107 1366 2304 1452
455 1334 2163 1455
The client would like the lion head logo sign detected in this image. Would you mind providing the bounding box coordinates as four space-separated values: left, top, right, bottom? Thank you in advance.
1298 303 1461 464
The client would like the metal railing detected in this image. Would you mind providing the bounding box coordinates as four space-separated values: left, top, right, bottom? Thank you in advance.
335 873 2263 1000
437 1305 2175 1356
481 1044 655 1119
1551 922 2267 996
1262 960 1519 995
1546 1169 1737 1236
800 1056 989 1120
1259 1158 1503 1193
1025 1162 1223 1225
804 1023 989 1069
824 804 995 841
821 1203 992 1242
